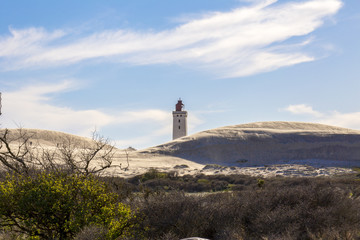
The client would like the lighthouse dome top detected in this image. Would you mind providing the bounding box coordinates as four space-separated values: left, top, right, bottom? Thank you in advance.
175 99 184 111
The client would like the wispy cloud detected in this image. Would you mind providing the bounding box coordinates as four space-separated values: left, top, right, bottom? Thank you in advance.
2 81 114 135
283 104 360 130
319 111 360 130
283 104 323 117
1 81 188 148
0 0 342 77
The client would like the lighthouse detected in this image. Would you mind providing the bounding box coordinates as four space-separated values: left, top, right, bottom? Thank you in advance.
172 99 187 140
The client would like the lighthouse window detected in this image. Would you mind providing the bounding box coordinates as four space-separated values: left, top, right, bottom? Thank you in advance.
177 115 179 117
179 126 181 129
178 119 180 123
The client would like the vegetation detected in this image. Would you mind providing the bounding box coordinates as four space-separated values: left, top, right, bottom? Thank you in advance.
0 128 118 176
0 172 137 240
106 170 360 240
1 167 360 239
1 128 360 239
0 129 137 239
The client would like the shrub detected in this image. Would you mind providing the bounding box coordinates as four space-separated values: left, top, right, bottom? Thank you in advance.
0 128 117 176
74 225 107 240
238 182 360 239
0 172 138 240
134 177 360 239
257 178 265 188
197 178 210 184
140 168 168 182
136 191 243 239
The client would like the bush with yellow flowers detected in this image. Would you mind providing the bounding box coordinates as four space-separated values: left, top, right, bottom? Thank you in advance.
0 172 138 240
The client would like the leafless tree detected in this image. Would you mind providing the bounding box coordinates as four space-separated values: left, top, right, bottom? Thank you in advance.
0 128 123 176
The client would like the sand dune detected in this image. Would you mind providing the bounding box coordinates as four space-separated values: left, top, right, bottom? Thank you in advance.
0 128 204 177
1 122 359 178
0 128 94 148
141 121 360 167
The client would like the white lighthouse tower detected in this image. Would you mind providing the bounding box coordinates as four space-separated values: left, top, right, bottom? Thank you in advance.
172 99 187 140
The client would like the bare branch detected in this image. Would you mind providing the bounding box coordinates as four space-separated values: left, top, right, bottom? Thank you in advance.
0 128 125 176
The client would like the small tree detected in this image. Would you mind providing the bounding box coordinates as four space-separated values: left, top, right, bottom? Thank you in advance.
0 128 122 176
0 172 138 239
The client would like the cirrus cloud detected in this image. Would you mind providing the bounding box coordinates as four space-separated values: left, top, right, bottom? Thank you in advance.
0 0 343 77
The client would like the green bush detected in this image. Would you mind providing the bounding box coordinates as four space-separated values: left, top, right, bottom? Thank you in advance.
197 178 210 184
140 168 168 182
0 172 138 240
257 178 265 188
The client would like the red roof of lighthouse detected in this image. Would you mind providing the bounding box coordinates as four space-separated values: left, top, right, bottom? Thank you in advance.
175 99 184 111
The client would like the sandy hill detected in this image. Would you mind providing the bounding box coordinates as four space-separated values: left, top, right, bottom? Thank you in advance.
0 128 95 148
1 122 360 178
141 121 360 167
0 128 204 177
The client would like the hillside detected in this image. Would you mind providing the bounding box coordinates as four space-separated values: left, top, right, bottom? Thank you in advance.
1 122 359 177
0 128 95 148
141 121 360 167
0 128 204 177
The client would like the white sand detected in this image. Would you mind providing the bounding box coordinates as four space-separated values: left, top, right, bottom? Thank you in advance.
1 122 359 178
141 121 360 167
109 150 355 178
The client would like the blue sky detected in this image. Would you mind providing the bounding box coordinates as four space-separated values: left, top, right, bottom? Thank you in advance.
0 0 359 149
